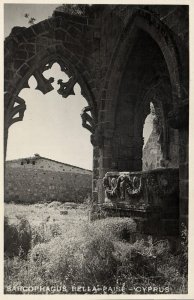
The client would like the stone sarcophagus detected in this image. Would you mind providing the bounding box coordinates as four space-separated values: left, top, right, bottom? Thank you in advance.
102 168 179 236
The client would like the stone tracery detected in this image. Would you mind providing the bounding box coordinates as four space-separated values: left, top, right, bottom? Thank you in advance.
4 5 189 233
5 95 26 127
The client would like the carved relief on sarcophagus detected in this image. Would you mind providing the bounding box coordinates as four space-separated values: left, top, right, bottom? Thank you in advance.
103 171 144 208
102 168 179 213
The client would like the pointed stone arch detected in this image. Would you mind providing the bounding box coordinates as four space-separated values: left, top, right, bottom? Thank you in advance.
4 14 98 157
5 49 97 118
99 9 183 131
94 8 186 203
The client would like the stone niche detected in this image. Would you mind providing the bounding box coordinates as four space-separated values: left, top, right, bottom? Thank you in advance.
101 168 179 237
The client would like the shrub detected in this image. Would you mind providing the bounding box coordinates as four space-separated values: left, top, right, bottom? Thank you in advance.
4 256 29 292
31 221 62 246
4 217 32 258
30 243 50 265
34 203 45 209
92 217 137 241
4 214 188 294
61 202 78 209
178 223 188 276
50 222 62 237
17 218 32 257
114 239 159 285
60 210 68 215
4 217 20 257
47 201 61 208
29 232 117 287
26 218 135 287
90 204 108 221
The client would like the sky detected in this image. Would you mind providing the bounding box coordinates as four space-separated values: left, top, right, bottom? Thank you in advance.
4 3 153 170
4 4 60 37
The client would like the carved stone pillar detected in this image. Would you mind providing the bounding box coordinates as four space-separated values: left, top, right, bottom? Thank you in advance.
168 100 189 227
92 145 100 203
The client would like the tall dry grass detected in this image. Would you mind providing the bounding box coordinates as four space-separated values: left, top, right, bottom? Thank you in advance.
4 203 188 294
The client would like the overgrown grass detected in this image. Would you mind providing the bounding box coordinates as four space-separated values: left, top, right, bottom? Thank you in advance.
4 203 188 294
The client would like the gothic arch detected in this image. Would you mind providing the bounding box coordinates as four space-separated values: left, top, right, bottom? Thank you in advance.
4 15 97 109
5 49 97 119
4 14 98 156
100 9 182 131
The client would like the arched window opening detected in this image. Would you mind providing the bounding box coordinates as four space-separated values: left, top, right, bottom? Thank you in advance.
6 62 93 171
142 102 162 171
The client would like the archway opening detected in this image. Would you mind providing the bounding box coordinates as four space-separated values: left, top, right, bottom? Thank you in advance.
7 62 93 170
5 62 93 204
113 28 172 172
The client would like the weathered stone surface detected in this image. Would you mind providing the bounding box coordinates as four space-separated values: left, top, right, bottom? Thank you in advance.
4 5 189 232
101 168 179 236
103 168 179 207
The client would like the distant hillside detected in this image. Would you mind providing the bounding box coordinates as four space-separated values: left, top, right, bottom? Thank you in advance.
5 154 92 204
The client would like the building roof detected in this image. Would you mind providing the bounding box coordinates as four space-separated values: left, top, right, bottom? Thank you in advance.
6 154 92 172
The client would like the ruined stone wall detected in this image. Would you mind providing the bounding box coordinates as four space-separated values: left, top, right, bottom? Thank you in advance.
4 4 189 222
94 6 188 217
5 158 92 204
143 128 179 171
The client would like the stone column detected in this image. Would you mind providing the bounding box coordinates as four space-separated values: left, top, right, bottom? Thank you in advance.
92 145 100 203
168 101 189 228
98 138 112 204
179 128 188 224
91 121 115 204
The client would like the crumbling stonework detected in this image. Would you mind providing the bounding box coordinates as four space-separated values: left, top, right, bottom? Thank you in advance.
4 5 189 230
142 126 179 170
102 168 179 236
